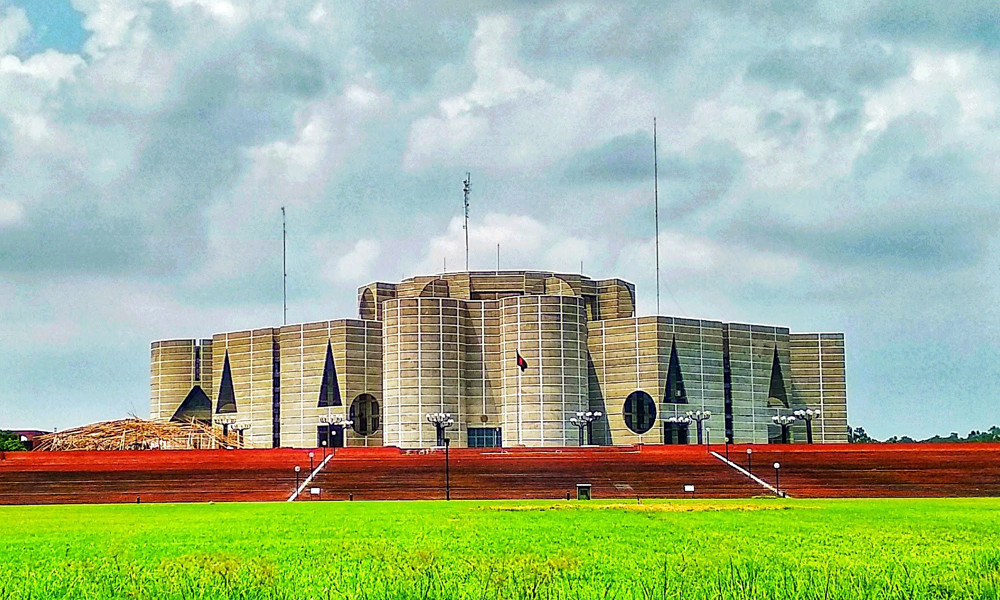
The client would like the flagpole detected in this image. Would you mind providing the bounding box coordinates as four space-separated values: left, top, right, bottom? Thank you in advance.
653 117 660 316
463 173 471 272
517 353 522 446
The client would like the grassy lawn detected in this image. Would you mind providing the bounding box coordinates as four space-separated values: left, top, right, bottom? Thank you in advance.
1 498 998 599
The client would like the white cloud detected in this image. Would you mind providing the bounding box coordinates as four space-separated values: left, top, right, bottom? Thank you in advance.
0 6 29 54
324 238 381 284
403 14 653 172
0 199 24 227
415 213 592 275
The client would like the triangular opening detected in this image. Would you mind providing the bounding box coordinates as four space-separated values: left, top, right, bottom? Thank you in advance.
318 341 342 407
171 385 212 423
767 347 789 407
216 351 237 414
665 337 687 404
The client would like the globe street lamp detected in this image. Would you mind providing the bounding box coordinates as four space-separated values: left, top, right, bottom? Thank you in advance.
665 415 692 444
793 408 821 444
746 447 753 476
231 423 249 448
426 412 455 447
772 414 798 444
217 416 236 439
309 451 315 472
320 414 354 455
426 413 455 500
773 462 781 497
686 410 712 445
294 465 301 491
569 411 603 446
321 439 327 460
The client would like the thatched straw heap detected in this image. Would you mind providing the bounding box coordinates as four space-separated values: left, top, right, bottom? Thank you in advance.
32 418 242 451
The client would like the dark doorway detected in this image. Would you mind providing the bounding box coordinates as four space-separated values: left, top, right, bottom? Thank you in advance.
317 425 344 448
664 422 690 445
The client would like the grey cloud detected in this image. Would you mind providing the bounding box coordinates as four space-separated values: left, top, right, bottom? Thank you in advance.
563 132 652 183
728 131 998 271
746 42 909 103
759 110 804 136
353 3 476 92
780 211 993 269
0 22 334 277
0 192 150 274
861 0 1000 49
519 4 689 70
562 135 743 223
658 141 743 221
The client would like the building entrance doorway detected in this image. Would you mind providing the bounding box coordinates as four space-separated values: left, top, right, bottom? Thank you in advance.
664 422 690 445
317 425 344 448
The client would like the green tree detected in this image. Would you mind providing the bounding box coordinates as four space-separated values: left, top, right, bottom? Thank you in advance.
0 431 26 452
848 425 877 444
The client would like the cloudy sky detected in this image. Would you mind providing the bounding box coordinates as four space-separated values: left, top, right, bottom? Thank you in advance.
1 0 998 440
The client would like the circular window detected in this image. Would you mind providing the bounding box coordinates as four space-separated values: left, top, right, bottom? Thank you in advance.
623 391 656 434
349 394 380 436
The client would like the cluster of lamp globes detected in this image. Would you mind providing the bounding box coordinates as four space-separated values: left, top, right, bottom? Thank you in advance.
665 409 712 424
320 414 353 428
569 411 603 427
773 408 822 425
426 413 455 428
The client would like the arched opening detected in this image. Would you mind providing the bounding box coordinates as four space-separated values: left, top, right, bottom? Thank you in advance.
359 288 376 321
623 391 656 434
544 276 575 296
419 278 450 298
349 394 380 436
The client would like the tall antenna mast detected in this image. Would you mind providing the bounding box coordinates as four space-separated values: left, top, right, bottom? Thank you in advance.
653 117 660 315
463 173 471 271
281 206 287 325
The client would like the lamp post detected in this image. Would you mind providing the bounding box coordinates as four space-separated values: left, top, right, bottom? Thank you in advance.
426 412 455 447
444 437 451 501
686 410 712 445
772 414 797 444
231 423 249 447
426 413 455 500
218 416 235 439
309 451 315 472
321 439 327 460
320 414 354 455
724 436 730 461
294 465 301 490
773 462 781 497
746 448 753 476
665 415 692 444
569 411 603 446
793 408 821 444
705 427 711 453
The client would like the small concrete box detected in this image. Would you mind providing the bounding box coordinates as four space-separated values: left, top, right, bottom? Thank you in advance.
576 483 592 500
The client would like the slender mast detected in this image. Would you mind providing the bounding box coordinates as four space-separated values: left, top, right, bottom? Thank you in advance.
653 117 660 315
282 206 287 325
463 173 471 271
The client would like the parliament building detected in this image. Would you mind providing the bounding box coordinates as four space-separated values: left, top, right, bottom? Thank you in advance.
150 271 847 448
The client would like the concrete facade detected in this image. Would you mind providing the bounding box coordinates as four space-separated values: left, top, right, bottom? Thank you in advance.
151 270 848 448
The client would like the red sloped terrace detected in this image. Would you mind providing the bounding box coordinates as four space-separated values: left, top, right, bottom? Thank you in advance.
722 443 1000 498
0 449 312 505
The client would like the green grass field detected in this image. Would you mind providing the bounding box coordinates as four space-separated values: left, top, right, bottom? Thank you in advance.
1 498 998 599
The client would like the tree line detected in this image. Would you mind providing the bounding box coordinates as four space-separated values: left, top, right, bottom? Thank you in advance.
849 425 1000 444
